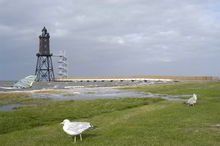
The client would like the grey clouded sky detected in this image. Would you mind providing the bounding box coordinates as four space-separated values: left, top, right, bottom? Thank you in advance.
0 0 220 80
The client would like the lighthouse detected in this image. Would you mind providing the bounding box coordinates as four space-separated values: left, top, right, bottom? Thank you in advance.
35 27 55 81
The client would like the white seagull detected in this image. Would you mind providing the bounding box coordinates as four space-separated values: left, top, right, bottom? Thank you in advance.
187 94 197 106
60 119 94 142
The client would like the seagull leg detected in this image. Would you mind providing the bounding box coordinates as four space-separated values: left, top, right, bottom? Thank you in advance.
80 134 83 141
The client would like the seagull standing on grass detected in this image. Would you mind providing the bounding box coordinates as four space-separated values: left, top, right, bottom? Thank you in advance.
187 94 197 106
60 119 94 143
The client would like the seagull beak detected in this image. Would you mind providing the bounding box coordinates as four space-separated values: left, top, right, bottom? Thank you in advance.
60 121 64 125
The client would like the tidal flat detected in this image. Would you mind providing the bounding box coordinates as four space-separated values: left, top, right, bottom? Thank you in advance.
0 81 220 146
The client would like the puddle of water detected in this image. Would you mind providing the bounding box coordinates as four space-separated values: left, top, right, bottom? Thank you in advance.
32 87 191 101
161 97 188 101
0 79 175 92
32 87 144 101
161 95 191 101
0 104 36 111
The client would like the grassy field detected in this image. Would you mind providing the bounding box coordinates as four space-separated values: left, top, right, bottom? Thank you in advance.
0 81 220 146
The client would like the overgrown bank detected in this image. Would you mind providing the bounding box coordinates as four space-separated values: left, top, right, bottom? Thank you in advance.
0 81 220 146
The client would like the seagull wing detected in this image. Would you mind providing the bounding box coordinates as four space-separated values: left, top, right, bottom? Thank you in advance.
65 122 91 135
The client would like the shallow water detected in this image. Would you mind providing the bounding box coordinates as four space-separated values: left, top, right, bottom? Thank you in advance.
32 87 144 101
32 87 190 101
0 104 36 111
0 80 189 102
0 80 172 92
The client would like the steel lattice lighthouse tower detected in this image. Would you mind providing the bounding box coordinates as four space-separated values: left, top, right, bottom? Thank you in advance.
35 27 55 81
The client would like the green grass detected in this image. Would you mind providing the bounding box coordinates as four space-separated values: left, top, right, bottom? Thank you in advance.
63 93 76 96
85 92 96 95
0 93 40 106
34 90 65 94
0 94 161 135
0 81 220 146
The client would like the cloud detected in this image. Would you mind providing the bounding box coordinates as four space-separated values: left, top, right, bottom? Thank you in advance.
0 0 220 79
